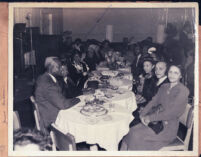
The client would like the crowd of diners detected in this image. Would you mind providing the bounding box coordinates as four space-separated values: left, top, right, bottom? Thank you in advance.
14 21 194 151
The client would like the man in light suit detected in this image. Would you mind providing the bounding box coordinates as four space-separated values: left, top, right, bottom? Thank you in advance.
35 57 80 131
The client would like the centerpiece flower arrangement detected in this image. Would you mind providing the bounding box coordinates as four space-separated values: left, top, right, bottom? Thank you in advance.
105 50 125 70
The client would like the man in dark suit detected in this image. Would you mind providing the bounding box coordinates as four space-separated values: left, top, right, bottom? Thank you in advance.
35 57 80 131
131 44 143 80
57 64 82 98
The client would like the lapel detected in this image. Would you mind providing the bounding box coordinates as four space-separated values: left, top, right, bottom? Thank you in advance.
45 72 61 91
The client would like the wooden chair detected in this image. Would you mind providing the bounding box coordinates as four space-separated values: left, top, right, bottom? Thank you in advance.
50 123 76 151
160 104 194 151
30 96 47 135
13 111 21 131
30 96 41 130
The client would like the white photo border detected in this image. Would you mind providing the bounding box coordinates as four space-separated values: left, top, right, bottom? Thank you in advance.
8 2 199 156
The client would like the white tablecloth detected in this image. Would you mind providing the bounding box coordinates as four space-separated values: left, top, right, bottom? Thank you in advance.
96 66 131 73
55 90 137 151
103 89 137 111
86 69 133 90
109 78 133 91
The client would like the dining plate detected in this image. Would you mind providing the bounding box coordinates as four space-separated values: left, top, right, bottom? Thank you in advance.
101 70 118 77
80 105 108 117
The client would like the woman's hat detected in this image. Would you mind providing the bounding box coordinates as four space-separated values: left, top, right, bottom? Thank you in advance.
142 56 155 64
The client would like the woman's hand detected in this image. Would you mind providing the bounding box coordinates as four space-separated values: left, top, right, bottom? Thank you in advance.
140 115 150 126
136 95 146 104
138 107 144 113
140 115 147 126
144 115 150 124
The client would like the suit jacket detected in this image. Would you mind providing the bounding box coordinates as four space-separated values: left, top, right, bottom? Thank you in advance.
131 54 144 79
140 82 189 141
35 72 76 128
57 76 82 98
68 62 89 89
68 62 88 84
142 75 157 103
153 77 169 98
84 57 97 71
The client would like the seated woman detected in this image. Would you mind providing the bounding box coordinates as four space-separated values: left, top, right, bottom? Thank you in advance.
84 45 99 71
98 40 111 62
14 128 52 151
72 38 84 55
121 65 189 150
131 57 157 126
57 64 82 98
135 57 157 106
68 51 90 90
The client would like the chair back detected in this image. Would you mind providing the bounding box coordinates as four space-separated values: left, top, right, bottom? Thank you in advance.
50 123 76 151
30 96 41 130
178 103 194 148
30 96 48 135
179 104 193 127
13 111 21 130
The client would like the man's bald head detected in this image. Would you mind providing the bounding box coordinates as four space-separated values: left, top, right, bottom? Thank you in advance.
44 57 61 76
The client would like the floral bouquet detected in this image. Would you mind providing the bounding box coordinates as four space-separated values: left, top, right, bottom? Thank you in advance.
105 50 125 70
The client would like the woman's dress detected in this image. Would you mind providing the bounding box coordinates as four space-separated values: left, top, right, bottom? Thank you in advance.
123 82 189 150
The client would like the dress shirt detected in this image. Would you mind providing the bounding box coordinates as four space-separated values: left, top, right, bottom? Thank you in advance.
64 77 68 84
48 73 57 83
136 54 141 67
156 76 167 86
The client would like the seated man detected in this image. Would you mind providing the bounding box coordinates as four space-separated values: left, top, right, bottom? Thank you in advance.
14 128 52 151
35 57 80 131
57 64 82 98
68 51 89 90
84 45 99 71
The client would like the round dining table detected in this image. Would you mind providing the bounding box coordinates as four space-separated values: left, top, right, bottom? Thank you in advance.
55 67 137 151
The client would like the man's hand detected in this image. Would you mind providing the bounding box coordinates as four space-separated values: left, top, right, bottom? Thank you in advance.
88 73 94 77
83 72 88 76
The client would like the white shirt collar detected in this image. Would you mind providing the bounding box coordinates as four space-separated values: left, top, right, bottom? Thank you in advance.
48 73 57 83
64 77 68 84
157 76 167 86
136 54 141 66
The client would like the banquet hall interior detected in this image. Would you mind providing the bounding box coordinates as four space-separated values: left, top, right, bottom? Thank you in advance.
13 7 195 151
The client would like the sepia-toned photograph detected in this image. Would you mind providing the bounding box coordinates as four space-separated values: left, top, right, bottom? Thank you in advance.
8 2 199 156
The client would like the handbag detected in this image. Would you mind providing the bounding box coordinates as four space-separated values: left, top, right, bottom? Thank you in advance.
146 104 164 134
148 121 164 134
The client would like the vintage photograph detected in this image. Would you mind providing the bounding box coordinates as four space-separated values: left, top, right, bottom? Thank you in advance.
9 3 198 156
